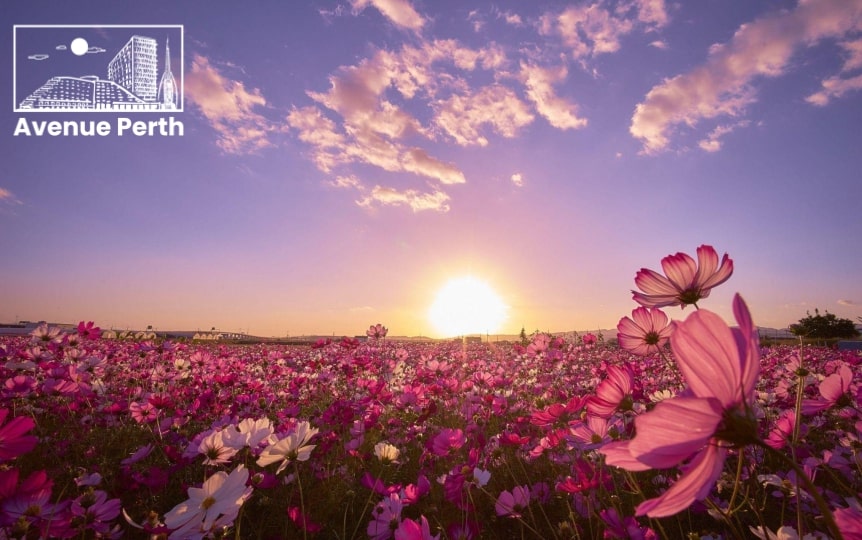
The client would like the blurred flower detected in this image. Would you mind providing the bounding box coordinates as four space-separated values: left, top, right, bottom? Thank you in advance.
76 321 101 340
395 515 440 540
601 294 760 517
431 428 465 457
617 307 673 356
632 245 733 309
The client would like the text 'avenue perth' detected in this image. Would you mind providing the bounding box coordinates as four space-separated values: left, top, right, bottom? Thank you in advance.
13 117 184 137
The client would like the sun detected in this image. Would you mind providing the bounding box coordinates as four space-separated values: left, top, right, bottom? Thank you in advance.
428 276 508 337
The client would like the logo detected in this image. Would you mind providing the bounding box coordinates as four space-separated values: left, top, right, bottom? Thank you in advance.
13 25 183 113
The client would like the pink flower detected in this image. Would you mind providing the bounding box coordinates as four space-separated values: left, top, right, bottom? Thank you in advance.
586 364 635 418
600 294 760 517
76 321 102 340
431 428 465 457
616 307 673 356
367 493 402 540
599 508 657 540
582 333 598 347
632 245 733 309
495 485 530 517
802 363 855 415
0 409 38 461
287 506 323 533
395 515 440 540
834 501 862 540
367 324 388 339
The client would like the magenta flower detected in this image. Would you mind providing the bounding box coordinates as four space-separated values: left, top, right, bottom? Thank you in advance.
616 307 673 356
834 502 862 539
76 321 102 340
431 428 465 457
600 294 760 517
0 409 37 461
632 245 733 309
495 485 530 518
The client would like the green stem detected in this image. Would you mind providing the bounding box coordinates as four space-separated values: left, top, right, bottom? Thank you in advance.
294 462 307 540
758 442 844 540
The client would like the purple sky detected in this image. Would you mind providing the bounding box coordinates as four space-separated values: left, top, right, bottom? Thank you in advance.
2 0 861 338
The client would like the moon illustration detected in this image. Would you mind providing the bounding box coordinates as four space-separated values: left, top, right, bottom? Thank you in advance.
70 37 89 56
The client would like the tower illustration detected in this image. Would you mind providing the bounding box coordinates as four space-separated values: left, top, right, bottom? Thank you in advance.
158 37 178 110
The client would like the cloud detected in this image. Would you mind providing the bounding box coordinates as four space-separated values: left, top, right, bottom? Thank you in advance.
503 12 523 26
521 62 587 129
837 299 857 306
86 47 106 54
28 54 49 61
539 0 667 60
55 44 66 50
806 38 862 105
697 120 750 152
350 0 425 32
511 173 524 187
0 188 20 202
650 40 668 50
358 185 450 212
329 175 363 189
433 85 534 146
631 0 862 154
185 54 279 154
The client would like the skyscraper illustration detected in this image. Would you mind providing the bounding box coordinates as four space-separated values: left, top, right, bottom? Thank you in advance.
158 37 178 110
107 35 157 102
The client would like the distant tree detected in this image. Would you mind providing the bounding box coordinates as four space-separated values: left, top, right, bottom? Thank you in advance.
519 326 529 346
789 309 860 339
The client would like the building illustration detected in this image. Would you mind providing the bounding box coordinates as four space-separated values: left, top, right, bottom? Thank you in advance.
15 26 182 113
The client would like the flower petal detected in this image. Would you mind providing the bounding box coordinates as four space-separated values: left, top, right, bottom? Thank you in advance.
636 443 727 517
628 396 722 469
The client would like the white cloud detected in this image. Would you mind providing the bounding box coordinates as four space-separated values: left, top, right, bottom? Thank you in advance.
511 173 524 187
357 185 451 212
697 120 750 152
539 0 667 60
503 12 523 26
521 62 588 129
649 40 668 50
185 54 277 154
329 175 363 189
350 0 425 32
433 85 534 146
806 38 862 105
631 0 862 154
837 299 857 306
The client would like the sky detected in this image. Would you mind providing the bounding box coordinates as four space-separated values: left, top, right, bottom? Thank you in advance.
2 0 861 338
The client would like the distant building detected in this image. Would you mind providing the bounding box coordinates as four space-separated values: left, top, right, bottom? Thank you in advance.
107 35 157 102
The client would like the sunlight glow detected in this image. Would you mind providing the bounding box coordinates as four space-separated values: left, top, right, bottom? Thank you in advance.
428 276 508 337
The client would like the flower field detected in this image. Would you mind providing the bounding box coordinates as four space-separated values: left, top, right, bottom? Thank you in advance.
1 246 860 539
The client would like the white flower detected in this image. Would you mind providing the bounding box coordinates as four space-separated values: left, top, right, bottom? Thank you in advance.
257 421 318 474
164 465 252 538
373 441 400 464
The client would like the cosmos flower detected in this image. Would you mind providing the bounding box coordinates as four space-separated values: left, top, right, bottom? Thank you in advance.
600 294 760 517
632 245 733 309
586 364 636 418
395 515 440 540
163 465 252 538
374 441 401 464
257 421 318 474
495 485 530 518
0 409 38 461
802 363 856 415
616 307 673 356
367 323 388 339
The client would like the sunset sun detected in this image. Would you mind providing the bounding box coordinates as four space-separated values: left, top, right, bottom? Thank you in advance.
428 276 508 337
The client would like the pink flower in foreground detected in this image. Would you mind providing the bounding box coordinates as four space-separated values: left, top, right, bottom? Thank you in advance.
632 245 733 309
617 307 673 356
0 409 38 461
76 321 101 340
834 501 862 540
600 294 760 517
431 428 465 457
